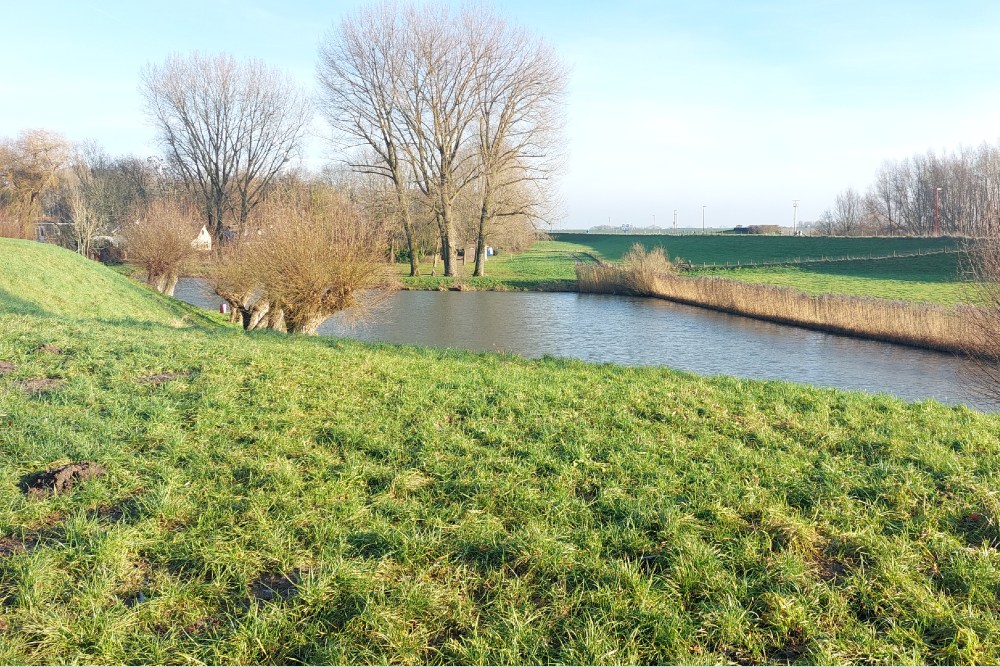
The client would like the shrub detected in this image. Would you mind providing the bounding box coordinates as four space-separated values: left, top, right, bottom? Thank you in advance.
212 189 394 335
121 199 199 296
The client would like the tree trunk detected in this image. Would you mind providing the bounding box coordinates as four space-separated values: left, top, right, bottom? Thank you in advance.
150 271 179 296
285 311 326 335
439 202 457 277
396 182 420 277
474 178 493 277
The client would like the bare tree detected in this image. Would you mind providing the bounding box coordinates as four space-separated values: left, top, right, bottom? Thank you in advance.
394 4 488 277
0 129 70 239
470 12 566 276
122 199 199 296
318 3 425 277
831 187 865 236
141 52 310 246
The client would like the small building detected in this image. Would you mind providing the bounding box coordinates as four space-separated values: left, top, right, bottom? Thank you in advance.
191 226 212 252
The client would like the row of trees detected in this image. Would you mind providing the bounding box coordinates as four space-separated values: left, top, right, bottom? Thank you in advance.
0 129 176 252
822 142 1000 237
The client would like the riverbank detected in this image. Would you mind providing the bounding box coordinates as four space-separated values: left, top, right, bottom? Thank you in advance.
3 239 1000 663
576 259 985 356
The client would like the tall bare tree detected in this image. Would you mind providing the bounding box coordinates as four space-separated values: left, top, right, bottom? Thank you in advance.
141 52 310 246
470 13 566 276
318 3 423 276
396 4 484 277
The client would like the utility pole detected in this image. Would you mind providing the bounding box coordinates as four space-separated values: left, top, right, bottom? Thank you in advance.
673 209 677 231
934 187 942 237
793 199 799 234
653 213 656 228
702 205 707 234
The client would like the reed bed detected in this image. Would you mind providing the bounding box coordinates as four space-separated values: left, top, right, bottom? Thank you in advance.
577 259 986 355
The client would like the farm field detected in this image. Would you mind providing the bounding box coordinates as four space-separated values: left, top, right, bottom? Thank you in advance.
549 233 964 266
2 240 1000 664
397 234 978 305
694 253 978 306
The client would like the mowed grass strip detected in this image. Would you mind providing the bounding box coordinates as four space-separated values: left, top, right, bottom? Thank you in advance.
0 308 999 662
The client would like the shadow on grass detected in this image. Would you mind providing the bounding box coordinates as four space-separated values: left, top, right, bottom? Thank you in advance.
0 288 54 318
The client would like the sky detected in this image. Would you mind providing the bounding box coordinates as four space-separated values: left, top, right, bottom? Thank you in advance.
3 0 1000 229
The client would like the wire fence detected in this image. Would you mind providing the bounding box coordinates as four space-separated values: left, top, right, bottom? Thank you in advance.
694 248 962 271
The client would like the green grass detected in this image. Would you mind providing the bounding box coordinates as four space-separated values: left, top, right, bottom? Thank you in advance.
398 241 584 291
551 233 965 266
408 235 978 304
0 238 215 326
2 241 1000 664
694 254 978 306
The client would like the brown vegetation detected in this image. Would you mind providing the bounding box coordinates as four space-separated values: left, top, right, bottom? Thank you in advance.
121 199 200 296
211 188 393 335
967 235 1000 396
577 248 983 355
0 129 70 239
575 244 675 295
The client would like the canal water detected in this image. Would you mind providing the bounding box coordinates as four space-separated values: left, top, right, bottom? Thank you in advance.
174 278 994 410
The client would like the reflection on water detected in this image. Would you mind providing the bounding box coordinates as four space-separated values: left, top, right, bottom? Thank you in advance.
175 278 994 410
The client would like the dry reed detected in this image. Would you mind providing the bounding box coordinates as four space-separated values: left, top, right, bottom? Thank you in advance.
577 258 985 356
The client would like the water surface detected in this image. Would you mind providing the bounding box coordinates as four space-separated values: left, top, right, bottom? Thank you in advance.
174 278 993 410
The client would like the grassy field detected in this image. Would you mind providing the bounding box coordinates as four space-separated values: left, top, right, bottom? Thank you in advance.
550 233 965 266
2 240 1000 664
400 234 977 305
694 254 978 306
397 241 582 291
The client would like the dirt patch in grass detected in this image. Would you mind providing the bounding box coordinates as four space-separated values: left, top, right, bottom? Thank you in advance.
0 361 16 375
138 372 183 385
21 462 107 498
185 616 225 635
35 343 63 355
17 378 64 394
0 535 38 558
251 569 303 601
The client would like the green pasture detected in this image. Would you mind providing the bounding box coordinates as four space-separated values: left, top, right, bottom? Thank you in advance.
1 239 999 664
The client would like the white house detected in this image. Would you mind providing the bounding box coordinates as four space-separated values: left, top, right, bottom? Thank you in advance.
191 226 212 252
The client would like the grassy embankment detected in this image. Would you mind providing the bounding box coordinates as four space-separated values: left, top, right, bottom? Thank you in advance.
3 239 1000 664
577 258 980 355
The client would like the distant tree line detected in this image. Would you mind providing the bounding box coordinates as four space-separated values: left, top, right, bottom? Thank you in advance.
823 142 1000 236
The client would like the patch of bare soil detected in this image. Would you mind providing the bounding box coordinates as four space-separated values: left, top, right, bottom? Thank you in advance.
252 569 303 601
0 361 16 376
21 462 107 498
35 344 63 355
0 535 38 557
138 372 182 385
17 378 65 394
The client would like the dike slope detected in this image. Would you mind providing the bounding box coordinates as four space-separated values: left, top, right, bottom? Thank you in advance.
0 238 210 325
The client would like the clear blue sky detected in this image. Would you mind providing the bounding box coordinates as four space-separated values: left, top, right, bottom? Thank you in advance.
3 0 999 228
